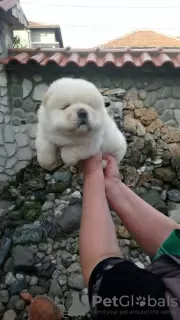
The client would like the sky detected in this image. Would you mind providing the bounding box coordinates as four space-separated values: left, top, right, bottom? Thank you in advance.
20 0 180 48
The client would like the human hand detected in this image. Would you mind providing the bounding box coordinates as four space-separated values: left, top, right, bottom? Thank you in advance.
103 154 121 191
79 151 103 176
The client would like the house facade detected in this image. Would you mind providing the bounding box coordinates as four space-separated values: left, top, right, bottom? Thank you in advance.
13 21 64 48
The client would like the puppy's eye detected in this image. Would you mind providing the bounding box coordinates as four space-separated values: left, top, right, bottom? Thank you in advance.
62 104 70 110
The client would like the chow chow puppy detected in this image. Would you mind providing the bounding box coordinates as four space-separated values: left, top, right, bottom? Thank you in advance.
35 77 127 169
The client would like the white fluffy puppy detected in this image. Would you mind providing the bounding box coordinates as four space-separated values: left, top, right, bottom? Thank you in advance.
35 77 127 169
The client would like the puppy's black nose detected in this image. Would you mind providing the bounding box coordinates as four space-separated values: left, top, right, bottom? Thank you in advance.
78 109 87 119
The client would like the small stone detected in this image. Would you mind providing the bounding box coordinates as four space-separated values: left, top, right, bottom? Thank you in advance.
22 79 32 98
16 147 32 161
15 133 29 147
135 262 145 269
12 245 34 271
29 276 38 286
139 90 147 100
68 273 85 290
4 143 17 157
12 117 21 126
28 286 46 297
67 262 81 273
27 113 37 124
140 190 168 215
0 237 11 268
59 202 82 232
49 279 63 297
45 174 52 181
72 191 81 199
5 157 17 169
58 275 67 286
13 224 42 245
39 243 48 252
9 279 28 294
7 295 19 310
154 168 175 183
29 125 37 139
0 72 7 86
16 273 24 281
15 299 25 311
168 190 180 203
13 108 25 119
33 84 48 101
53 171 72 183
2 310 16 320
4 126 14 143
42 201 54 211
104 88 125 96
0 290 9 303
116 226 131 239
33 74 42 83
5 272 16 286
151 158 162 165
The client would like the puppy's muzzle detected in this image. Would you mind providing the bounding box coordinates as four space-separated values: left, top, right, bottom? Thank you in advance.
77 108 88 125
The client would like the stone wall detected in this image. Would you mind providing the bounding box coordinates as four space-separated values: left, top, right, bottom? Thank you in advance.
0 65 180 182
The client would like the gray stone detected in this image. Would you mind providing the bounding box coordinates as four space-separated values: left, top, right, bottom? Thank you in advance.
5 115 10 124
14 161 29 172
67 262 81 273
53 171 72 183
0 105 9 114
145 91 158 107
0 128 3 145
29 286 46 297
4 126 14 143
29 124 37 139
13 97 23 108
29 276 38 286
154 98 177 115
0 290 9 303
68 273 85 290
12 223 43 245
158 87 171 99
22 99 36 112
72 191 81 199
6 169 15 176
172 87 180 99
139 90 147 100
0 237 11 268
49 279 63 297
174 110 180 125
27 113 37 123
160 109 174 122
16 147 32 161
5 272 16 286
7 296 19 310
42 201 54 211
12 117 21 126
147 79 163 91
12 245 34 271
9 279 27 295
33 74 43 83
68 291 89 317
5 157 17 169
0 72 7 87
15 299 25 311
103 88 126 96
2 310 16 320
0 114 3 123
30 140 36 150
140 190 168 215
164 120 176 127
0 147 7 157
59 202 82 232
0 156 5 166
0 96 8 106
11 74 19 83
13 108 25 119
11 84 23 98
15 132 29 147
58 275 67 286
22 79 32 98
4 143 17 157
33 84 48 101
169 210 180 223
168 190 180 202
0 87 7 96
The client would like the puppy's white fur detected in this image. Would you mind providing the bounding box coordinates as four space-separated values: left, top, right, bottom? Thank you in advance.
35 77 127 169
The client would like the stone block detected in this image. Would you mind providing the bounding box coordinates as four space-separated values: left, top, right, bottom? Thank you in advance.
16 147 33 161
15 133 29 147
4 143 17 157
3 126 14 143
22 79 32 98
32 84 48 101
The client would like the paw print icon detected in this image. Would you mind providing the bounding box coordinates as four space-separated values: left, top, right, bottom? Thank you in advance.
136 296 146 307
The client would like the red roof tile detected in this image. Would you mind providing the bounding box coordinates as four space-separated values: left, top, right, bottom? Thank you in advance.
100 30 180 48
1 47 180 68
0 0 17 11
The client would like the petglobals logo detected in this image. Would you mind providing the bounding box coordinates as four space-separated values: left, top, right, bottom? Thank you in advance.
92 295 178 309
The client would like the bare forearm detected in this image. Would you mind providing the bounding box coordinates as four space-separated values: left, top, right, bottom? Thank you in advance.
80 172 120 285
106 179 179 257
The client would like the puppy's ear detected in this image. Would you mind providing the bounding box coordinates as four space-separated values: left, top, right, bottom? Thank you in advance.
43 90 52 107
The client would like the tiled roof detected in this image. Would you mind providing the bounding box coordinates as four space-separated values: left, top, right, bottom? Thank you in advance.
100 30 180 48
28 21 60 29
0 0 17 11
1 47 180 68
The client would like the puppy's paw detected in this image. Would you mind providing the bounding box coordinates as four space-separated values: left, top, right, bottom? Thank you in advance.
61 147 79 166
37 153 57 171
